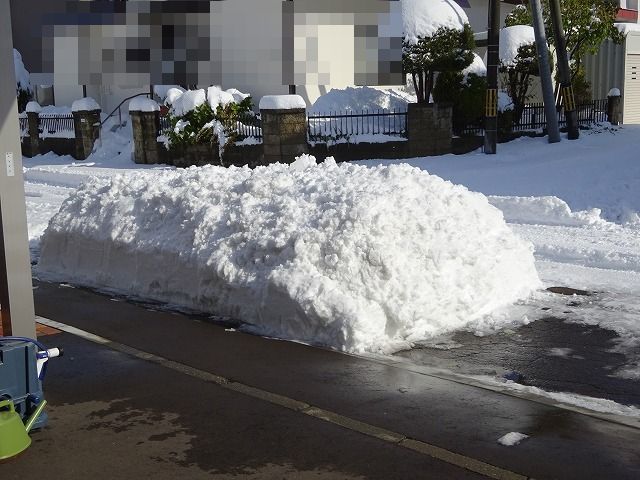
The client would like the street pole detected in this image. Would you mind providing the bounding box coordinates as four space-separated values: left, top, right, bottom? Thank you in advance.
0 0 36 337
530 0 561 143
288 0 296 95
484 0 500 154
549 0 579 140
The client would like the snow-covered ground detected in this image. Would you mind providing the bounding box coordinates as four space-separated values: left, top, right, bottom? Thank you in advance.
22 120 640 410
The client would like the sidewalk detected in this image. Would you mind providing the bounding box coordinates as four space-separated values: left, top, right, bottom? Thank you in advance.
2 280 639 479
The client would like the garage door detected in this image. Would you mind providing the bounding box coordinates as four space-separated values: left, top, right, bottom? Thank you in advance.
624 54 640 123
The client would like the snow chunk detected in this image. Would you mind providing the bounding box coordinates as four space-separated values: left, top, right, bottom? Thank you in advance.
207 86 236 110
129 97 160 113
402 0 469 45
225 88 251 103
500 25 535 67
154 85 183 101
310 86 415 113
25 101 42 114
38 158 540 354
463 53 487 80
608 88 621 97
171 89 206 116
259 95 306 110
71 97 100 112
497 432 529 446
13 49 31 92
164 87 186 105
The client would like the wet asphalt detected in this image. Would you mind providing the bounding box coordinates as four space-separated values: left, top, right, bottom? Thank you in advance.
2 280 638 479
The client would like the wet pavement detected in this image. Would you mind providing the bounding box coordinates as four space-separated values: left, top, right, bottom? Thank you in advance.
18 279 640 479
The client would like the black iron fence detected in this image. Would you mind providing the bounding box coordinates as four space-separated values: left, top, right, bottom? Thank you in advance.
462 99 609 136
18 115 28 136
307 109 407 142
159 115 171 133
38 114 75 135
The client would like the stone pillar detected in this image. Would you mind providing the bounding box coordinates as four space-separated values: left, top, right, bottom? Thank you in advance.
259 95 308 164
407 103 453 157
130 99 161 164
72 98 101 160
26 111 40 157
607 89 622 126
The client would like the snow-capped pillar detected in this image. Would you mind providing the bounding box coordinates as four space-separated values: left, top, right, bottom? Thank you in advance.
607 88 622 126
72 97 101 160
25 101 42 157
407 103 452 157
259 95 308 164
129 97 161 164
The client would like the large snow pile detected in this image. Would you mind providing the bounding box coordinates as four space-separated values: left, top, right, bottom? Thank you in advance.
13 49 30 92
402 0 469 44
499 26 535 67
38 156 539 353
310 86 416 113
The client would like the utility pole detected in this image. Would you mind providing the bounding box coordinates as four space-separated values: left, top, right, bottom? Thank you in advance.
288 0 296 95
549 0 579 140
530 0 561 143
484 0 500 154
0 0 36 337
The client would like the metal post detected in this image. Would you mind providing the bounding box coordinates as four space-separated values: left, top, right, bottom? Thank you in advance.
288 0 296 95
530 0 561 143
0 0 36 337
484 0 500 154
549 0 579 140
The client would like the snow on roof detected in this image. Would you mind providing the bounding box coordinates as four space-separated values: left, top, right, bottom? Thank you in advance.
402 0 469 45
309 86 415 113
500 25 535 67
71 97 100 112
171 89 206 117
13 49 31 92
129 97 160 113
38 157 540 354
259 94 306 110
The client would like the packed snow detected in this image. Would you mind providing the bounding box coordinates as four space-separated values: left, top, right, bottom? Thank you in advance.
497 432 529 446
170 89 206 116
402 0 468 44
71 97 101 112
25 101 42 113
499 25 535 67
608 87 621 97
128 97 160 113
37 156 539 354
259 95 306 110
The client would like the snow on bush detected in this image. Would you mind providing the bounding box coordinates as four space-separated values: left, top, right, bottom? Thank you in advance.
38 156 540 353
499 26 536 67
13 49 31 92
171 89 206 117
310 86 415 113
402 0 468 45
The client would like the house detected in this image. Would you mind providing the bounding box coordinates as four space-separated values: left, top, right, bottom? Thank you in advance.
584 1 640 123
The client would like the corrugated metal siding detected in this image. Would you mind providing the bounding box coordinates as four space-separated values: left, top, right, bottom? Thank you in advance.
584 39 625 100
623 54 640 123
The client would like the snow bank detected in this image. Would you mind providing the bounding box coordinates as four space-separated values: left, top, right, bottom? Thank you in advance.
38 156 540 353
72 97 100 112
129 97 160 113
488 196 604 227
499 26 535 67
402 0 469 44
13 49 31 91
259 95 306 110
310 86 415 113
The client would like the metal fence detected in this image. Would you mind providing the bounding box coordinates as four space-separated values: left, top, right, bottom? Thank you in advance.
307 109 407 142
18 115 28 136
159 115 171 133
38 114 75 135
462 99 609 136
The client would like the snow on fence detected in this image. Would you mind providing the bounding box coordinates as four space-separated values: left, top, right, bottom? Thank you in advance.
159 112 263 141
307 109 407 142
38 113 75 138
462 99 609 136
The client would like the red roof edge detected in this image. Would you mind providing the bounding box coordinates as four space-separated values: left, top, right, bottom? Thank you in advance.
617 9 639 22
